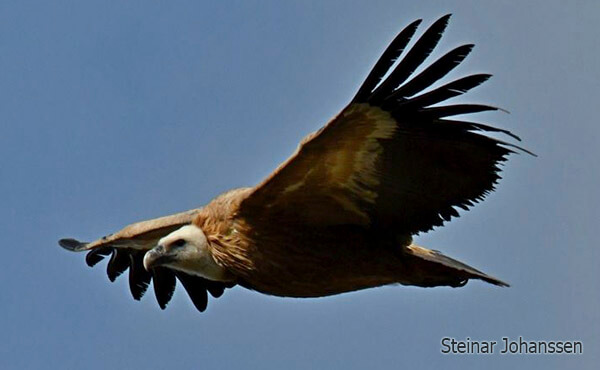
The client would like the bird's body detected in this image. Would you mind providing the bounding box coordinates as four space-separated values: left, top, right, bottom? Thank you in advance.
201 187 409 297
195 185 503 299
59 15 528 313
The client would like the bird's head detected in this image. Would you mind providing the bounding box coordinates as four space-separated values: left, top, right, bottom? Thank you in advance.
143 224 228 281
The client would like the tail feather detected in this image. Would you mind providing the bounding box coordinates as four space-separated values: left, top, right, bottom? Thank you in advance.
405 244 509 287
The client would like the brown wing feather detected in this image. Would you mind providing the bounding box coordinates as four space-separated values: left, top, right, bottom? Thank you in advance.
239 15 527 235
59 208 234 312
59 208 202 252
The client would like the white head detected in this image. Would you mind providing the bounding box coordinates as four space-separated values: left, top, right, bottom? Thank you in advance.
143 224 228 281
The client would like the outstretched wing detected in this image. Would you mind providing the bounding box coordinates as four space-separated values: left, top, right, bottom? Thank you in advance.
239 15 531 235
59 208 234 312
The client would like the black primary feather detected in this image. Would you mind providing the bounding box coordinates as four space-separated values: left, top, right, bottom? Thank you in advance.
175 272 209 312
394 73 492 112
85 247 112 267
151 267 177 309
419 104 499 119
106 248 130 282
368 14 452 104
352 19 422 102
382 44 474 105
128 252 151 300
206 281 226 298
436 119 522 141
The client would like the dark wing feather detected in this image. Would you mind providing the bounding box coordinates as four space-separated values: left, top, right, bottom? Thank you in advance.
59 208 235 312
175 272 209 312
353 19 422 102
383 44 474 104
396 73 493 110
239 15 531 236
151 267 177 310
85 247 111 267
437 118 522 141
128 252 152 300
369 14 451 104
419 104 499 118
206 280 229 298
174 272 237 312
106 248 130 282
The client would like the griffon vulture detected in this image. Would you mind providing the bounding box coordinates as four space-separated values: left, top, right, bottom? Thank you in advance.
59 15 530 313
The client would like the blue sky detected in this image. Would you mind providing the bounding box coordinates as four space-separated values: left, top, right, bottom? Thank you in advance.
1 1 598 369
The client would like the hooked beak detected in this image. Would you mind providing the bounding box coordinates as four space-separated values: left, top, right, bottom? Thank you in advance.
143 244 176 271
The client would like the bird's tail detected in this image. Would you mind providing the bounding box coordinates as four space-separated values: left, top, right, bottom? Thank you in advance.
402 244 509 288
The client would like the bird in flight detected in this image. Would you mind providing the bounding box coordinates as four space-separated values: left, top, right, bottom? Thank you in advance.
60 15 530 313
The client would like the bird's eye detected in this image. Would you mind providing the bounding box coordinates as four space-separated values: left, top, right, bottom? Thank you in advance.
172 239 186 247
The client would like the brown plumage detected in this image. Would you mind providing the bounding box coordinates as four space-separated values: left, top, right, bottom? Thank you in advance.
59 15 529 313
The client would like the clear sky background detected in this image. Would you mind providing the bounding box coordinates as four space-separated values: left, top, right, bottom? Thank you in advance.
1 1 598 369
